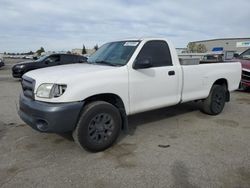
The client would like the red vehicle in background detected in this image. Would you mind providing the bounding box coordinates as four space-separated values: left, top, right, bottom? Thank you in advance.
235 48 250 91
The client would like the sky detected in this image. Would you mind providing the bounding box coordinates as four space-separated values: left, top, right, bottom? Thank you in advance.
0 0 249 52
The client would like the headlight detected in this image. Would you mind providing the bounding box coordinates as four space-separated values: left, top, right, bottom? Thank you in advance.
36 83 67 98
16 64 25 69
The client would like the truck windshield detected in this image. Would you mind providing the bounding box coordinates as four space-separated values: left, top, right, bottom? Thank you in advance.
88 41 140 66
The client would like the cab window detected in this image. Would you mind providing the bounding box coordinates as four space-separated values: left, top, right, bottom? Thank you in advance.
135 40 173 67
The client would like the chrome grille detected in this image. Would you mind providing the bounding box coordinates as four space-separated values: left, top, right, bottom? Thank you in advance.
242 70 250 82
21 76 35 99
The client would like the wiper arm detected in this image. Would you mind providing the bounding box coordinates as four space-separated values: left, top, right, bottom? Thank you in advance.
95 60 120 67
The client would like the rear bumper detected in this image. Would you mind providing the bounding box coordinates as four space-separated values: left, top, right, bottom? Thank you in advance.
18 94 84 133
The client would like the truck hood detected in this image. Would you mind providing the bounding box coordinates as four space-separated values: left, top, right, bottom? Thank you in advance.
24 63 119 84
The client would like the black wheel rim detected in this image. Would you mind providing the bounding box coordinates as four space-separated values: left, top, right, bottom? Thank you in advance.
211 92 224 113
88 113 114 144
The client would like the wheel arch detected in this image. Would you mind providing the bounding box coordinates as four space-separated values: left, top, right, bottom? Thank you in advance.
82 93 128 131
212 78 230 102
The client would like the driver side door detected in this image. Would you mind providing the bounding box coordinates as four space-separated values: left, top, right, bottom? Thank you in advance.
128 40 181 114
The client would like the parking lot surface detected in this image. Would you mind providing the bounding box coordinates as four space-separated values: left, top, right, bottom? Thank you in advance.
0 59 250 188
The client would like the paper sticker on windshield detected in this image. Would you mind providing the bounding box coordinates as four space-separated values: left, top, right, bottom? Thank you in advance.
124 42 139 46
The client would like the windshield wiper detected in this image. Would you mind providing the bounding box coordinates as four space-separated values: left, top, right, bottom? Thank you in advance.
95 60 120 67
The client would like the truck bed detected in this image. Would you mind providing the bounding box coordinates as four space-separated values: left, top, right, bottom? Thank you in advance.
180 62 241 103
179 58 235 65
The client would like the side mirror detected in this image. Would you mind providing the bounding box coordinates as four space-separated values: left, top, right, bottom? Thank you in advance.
233 53 239 58
133 58 152 69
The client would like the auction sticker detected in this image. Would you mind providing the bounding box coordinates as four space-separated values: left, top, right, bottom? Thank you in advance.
124 42 139 46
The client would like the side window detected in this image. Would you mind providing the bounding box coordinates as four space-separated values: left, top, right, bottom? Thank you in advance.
73 55 80 63
79 56 87 63
46 55 60 63
65 55 83 63
61 55 75 64
135 40 172 67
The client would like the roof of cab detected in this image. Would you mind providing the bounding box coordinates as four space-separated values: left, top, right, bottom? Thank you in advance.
111 37 167 42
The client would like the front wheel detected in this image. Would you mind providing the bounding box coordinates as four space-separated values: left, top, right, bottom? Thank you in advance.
201 85 226 115
73 101 122 152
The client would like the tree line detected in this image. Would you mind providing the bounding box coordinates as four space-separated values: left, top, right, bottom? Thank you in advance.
3 44 99 56
4 43 207 56
187 42 207 53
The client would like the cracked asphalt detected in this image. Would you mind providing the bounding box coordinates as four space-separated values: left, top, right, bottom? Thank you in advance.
0 58 250 188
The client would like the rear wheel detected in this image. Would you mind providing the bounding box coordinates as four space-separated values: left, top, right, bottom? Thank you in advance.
73 101 122 152
201 85 226 115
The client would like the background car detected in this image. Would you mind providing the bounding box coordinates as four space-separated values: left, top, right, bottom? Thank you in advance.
0 58 5 68
234 49 250 91
200 53 224 64
12 53 87 78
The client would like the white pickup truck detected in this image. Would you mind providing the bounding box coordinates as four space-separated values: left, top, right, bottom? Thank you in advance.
19 38 241 152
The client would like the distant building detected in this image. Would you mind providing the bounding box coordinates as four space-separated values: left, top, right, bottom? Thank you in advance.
176 48 188 54
71 48 82 55
41 51 68 56
72 48 96 55
190 38 250 53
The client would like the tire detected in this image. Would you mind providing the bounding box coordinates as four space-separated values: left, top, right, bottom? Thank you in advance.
73 101 122 152
201 85 226 115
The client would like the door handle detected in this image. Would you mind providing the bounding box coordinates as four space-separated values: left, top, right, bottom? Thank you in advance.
168 70 175 76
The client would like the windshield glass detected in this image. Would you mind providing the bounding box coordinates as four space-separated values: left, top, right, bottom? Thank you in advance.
35 55 49 62
239 49 250 60
88 41 140 66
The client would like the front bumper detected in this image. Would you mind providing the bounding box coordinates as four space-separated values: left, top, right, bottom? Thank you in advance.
0 61 4 68
241 80 250 87
12 68 24 78
242 69 250 87
18 94 84 133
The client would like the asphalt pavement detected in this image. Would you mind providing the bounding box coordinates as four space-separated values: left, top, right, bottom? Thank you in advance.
0 58 249 188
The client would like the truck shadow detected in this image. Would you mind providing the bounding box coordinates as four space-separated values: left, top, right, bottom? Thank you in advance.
236 89 250 93
126 101 202 136
58 132 74 141
58 102 202 143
